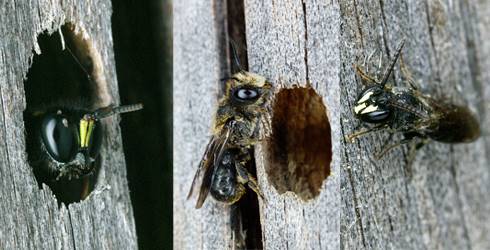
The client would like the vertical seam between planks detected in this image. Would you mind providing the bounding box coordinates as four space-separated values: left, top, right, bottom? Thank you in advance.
67 210 77 250
301 0 310 84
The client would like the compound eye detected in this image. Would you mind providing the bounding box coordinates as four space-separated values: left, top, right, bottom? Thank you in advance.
364 109 391 123
40 113 78 163
233 87 259 102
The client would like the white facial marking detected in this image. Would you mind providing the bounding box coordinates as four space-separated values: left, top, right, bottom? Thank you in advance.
357 90 374 104
354 103 367 114
360 104 379 114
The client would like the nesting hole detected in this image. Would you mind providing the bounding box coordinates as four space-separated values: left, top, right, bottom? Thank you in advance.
266 86 332 201
24 24 103 205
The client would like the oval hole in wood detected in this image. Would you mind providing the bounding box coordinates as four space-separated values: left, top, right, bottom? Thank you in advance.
23 23 105 205
265 85 332 201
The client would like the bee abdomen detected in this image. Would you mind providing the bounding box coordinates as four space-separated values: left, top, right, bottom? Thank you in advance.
210 151 245 204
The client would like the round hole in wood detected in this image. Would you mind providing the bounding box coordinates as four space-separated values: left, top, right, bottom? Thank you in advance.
265 85 332 201
23 23 106 205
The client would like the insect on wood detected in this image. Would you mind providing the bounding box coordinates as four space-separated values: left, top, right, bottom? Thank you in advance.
347 40 481 160
186 47 273 208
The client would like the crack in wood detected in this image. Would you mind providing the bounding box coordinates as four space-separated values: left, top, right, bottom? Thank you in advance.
346 166 366 248
340 114 367 247
67 210 77 250
352 0 364 47
449 147 472 249
223 0 263 248
301 0 310 84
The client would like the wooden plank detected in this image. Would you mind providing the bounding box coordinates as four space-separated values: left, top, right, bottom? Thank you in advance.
339 0 490 249
175 0 488 249
244 0 341 249
0 0 137 249
175 1 342 249
173 1 234 249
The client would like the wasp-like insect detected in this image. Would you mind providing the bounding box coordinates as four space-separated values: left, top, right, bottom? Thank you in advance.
24 28 143 202
347 40 480 158
187 60 273 209
26 103 143 181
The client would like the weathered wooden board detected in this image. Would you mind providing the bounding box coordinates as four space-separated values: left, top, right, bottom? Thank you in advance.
244 0 341 249
339 0 490 249
175 0 488 249
174 0 341 249
0 0 137 249
173 1 235 249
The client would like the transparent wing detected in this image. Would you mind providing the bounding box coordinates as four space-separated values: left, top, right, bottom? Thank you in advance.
187 121 235 208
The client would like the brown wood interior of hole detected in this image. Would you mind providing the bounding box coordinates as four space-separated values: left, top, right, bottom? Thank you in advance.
266 86 332 200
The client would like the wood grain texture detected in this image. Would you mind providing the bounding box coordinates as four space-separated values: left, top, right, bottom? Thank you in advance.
175 0 341 249
339 0 490 249
173 1 235 249
175 0 488 249
0 0 137 249
245 0 341 249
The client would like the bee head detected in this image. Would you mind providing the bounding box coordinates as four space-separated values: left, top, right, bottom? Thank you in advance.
353 85 392 123
353 40 406 124
39 104 143 178
225 71 272 107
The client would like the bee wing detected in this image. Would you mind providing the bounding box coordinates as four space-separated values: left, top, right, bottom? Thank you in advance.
187 121 235 208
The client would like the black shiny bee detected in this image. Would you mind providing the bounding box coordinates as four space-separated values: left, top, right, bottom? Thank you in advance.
26 103 143 181
347 41 480 158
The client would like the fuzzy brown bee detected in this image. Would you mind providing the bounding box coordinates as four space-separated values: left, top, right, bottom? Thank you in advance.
347 40 480 159
187 70 273 208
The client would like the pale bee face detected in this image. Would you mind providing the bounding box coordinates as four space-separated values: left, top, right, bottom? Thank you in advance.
225 71 272 107
354 86 391 123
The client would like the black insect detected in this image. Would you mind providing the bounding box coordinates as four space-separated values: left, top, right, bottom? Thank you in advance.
347 40 480 159
187 43 272 209
26 103 143 181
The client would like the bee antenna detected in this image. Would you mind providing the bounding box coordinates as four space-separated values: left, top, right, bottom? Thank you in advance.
60 27 93 83
380 39 405 87
229 39 244 72
93 103 144 119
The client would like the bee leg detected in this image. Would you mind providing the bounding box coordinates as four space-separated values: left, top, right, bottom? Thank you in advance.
230 203 246 249
235 163 265 202
246 175 265 202
345 124 387 143
377 49 383 75
259 113 272 139
375 138 412 159
360 48 378 74
354 64 380 85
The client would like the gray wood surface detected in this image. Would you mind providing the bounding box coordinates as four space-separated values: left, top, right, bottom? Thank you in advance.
173 0 235 249
245 1 341 250
0 1 137 249
174 0 341 249
175 0 489 250
339 0 490 249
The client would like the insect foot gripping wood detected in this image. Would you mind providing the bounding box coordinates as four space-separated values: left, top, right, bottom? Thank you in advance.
23 24 142 205
265 85 332 201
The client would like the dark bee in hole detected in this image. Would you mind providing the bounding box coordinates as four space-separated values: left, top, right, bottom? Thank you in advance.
27 103 143 181
187 44 273 209
24 26 143 202
347 40 480 159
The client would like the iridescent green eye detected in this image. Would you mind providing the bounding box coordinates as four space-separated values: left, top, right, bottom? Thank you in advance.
40 113 78 163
